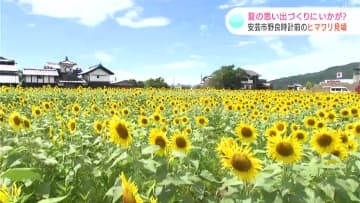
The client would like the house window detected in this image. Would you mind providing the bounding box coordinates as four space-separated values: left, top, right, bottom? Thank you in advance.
97 75 100 79
38 76 42 79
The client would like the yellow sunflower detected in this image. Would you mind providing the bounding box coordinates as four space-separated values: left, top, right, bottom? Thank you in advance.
219 144 262 182
267 135 302 164
265 127 279 138
216 137 238 157
72 103 81 115
347 138 358 152
93 120 103 134
170 130 191 154
303 116 317 128
148 128 169 156
67 119 76 134
310 129 340 155
195 116 209 127
109 118 132 148
120 172 143 203
290 130 308 144
352 121 360 136
234 123 257 143
137 116 149 127
21 116 31 130
152 113 163 123
31 106 41 118
330 144 348 161
273 121 287 134
0 182 22 203
8 111 22 131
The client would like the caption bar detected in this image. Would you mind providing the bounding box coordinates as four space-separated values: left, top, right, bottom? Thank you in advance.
225 7 360 35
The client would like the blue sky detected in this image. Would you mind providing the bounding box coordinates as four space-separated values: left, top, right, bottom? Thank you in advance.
1 0 360 85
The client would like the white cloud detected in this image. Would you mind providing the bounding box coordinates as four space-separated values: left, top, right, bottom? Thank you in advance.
116 7 170 28
94 50 113 63
218 0 266 9
244 36 360 81
12 0 134 26
261 37 292 57
26 23 36 28
237 40 256 47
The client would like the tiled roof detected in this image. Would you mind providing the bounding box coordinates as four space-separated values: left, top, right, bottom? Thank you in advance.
0 75 19 84
23 68 59 76
0 64 18 72
245 70 259 76
44 62 61 69
81 64 114 75
59 56 77 65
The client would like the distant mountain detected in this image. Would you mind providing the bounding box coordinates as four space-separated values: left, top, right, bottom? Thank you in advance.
269 62 360 89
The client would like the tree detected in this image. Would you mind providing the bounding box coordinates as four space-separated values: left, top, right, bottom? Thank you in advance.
144 77 169 88
305 81 314 89
207 65 247 89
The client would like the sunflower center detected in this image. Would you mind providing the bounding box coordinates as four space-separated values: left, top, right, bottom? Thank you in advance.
231 153 252 172
13 116 21 126
241 127 253 137
355 126 360 134
70 122 75 131
331 150 340 157
96 124 102 131
276 142 294 156
23 120 30 128
277 124 285 131
199 118 205 125
154 115 160 121
74 106 79 112
317 123 324 128
307 119 315 126
328 114 335 119
155 136 166 148
175 137 187 148
269 130 277 137
316 134 332 147
340 134 348 143
141 118 148 125
116 123 129 139
296 133 304 139
35 110 40 115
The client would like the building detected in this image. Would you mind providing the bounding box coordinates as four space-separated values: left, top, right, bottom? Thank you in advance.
0 57 20 86
288 83 306 90
55 57 86 87
241 70 260 89
22 68 59 87
80 63 114 87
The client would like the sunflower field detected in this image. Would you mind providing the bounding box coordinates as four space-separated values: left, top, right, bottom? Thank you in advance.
1 86 360 203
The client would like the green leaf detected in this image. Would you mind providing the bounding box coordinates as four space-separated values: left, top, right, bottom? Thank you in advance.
37 194 68 203
200 170 218 183
319 183 335 199
1 168 41 181
141 145 160 155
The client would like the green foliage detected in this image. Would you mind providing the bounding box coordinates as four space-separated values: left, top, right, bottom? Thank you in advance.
305 81 314 89
270 62 360 89
207 65 247 89
144 77 169 88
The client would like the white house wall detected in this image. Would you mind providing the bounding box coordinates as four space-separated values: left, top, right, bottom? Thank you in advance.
86 68 111 82
24 75 56 83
